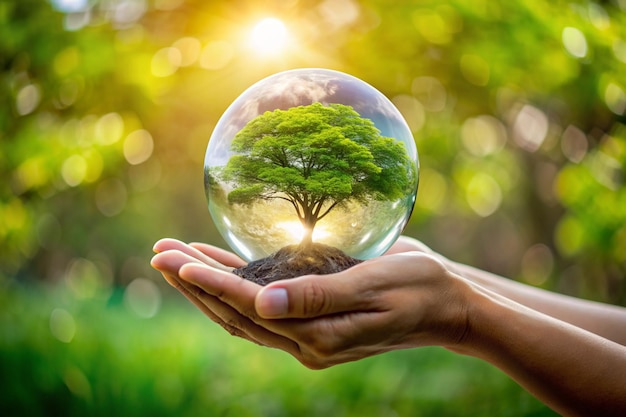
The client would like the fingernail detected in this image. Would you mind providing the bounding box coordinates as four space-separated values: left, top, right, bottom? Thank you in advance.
257 288 288 318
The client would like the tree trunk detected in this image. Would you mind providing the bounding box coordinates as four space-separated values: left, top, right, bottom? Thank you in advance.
299 210 316 248
300 226 313 248
300 207 317 247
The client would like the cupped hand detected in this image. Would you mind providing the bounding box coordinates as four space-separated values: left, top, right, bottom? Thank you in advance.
151 237 472 369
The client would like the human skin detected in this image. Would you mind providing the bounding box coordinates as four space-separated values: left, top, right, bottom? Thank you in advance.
151 236 626 417
387 237 626 346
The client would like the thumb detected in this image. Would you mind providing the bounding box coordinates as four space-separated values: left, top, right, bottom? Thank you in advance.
255 273 364 319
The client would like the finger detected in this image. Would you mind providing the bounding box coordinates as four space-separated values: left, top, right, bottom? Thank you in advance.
151 250 222 317
178 262 301 355
255 263 378 319
189 242 247 268
178 262 260 319
151 249 248 330
150 250 204 278
152 239 234 272
159 269 179 288
160 271 222 323
179 260 398 368
163 271 268 346
151 252 271 347
153 237 186 253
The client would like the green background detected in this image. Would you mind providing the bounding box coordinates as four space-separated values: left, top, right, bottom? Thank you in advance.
1 0 625 415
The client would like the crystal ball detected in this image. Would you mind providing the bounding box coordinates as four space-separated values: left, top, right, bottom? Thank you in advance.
204 68 419 262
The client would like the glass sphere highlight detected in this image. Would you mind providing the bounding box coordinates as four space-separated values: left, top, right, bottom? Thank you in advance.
204 68 419 262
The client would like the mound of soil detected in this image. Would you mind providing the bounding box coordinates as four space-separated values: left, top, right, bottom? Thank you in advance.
233 242 363 285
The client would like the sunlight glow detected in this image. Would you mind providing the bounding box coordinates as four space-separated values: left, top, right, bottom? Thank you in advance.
249 18 289 55
276 221 331 243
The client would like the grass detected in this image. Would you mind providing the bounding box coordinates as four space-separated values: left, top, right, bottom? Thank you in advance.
0 280 557 417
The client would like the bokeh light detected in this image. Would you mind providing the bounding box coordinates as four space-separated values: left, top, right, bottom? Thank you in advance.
199 40 234 70
50 0 88 13
16 84 41 116
461 115 506 157
562 27 588 59
513 105 549 152
172 37 202 67
123 278 162 318
49 308 76 343
561 125 588 163
95 178 128 217
61 155 87 187
63 366 92 401
123 129 154 165
604 82 626 115
95 113 125 145
465 173 502 217
151 47 182 77
520 244 554 286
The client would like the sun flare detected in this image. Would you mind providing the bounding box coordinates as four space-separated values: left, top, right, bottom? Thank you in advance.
249 18 289 55
276 221 331 243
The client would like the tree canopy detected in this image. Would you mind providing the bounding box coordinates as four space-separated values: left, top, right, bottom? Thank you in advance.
222 102 412 245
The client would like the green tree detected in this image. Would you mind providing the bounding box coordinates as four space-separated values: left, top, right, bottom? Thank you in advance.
222 102 413 246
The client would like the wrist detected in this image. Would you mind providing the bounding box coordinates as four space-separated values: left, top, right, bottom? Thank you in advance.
448 281 535 360
427 270 478 350
442 277 504 354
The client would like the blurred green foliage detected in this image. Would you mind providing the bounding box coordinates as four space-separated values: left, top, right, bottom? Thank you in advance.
1 0 625 415
1 283 557 417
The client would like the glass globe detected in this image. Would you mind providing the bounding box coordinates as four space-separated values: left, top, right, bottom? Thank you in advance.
204 68 419 262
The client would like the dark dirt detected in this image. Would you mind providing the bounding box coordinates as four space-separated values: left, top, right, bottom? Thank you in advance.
233 242 363 286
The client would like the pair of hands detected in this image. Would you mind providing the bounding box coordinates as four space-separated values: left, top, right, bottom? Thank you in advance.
151 237 472 369
152 237 626 416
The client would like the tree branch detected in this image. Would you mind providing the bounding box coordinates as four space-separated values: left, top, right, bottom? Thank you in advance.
317 201 339 221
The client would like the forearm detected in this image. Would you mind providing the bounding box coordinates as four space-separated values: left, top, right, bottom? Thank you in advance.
455 283 626 417
451 261 626 346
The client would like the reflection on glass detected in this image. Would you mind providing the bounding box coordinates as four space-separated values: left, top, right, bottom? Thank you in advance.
204 69 419 261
